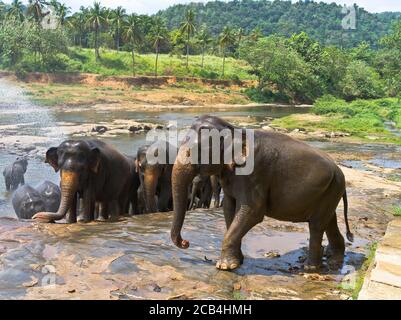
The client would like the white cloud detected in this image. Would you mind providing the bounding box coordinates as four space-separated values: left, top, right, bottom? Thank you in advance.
3 0 401 14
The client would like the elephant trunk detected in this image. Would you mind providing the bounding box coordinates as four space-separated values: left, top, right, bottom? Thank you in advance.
144 169 158 213
33 171 79 222
171 161 197 249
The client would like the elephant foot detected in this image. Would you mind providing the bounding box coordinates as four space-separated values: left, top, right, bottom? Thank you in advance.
325 246 345 271
96 216 108 222
216 250 244 271
77 216 91 223
303 263 321 273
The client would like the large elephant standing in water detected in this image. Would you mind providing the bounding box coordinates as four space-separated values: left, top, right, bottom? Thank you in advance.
136 142 177 213
33 139 133 223
171 115 353 272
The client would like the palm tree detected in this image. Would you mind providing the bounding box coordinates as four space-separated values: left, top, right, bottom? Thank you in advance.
110 6 126 51
179 9 196 70
69 7 88 47
54 3 71 26
27 0 49 24
150 17 168 77
6 0 25 22
197 26 212 69
219 26 235 77
87 1 106 61
123 14 143 76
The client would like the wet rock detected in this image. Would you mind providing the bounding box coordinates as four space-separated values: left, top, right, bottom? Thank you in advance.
20 145 36 152
128 126 141 133
143 125 151 132
262 125 274 131
92 126 108 134
22 276 38 288
153 284 162 292
264 251 281 258
325 132 351 138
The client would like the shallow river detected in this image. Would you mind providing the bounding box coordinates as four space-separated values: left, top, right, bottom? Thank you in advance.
0 77 400 300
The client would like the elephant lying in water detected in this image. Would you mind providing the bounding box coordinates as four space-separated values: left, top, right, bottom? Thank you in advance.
12 181 60 219
171 115 353 272
33 139 134 223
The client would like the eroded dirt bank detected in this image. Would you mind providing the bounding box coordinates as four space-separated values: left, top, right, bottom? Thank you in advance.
0 166 398 300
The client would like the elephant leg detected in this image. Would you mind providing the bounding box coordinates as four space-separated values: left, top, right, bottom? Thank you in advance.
211 176 220 208
325 213 345 270
20 176 25 186
5 178 10 191
217 204 263 271
109 200 120 222
78 190 95 223
222 195 244 264
131 189 138 215
65 193 78 224
96 202 109 221
305 222 325 272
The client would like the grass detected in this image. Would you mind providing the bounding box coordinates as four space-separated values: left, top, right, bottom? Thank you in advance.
339 242 377 300
14 47 254 81
271 95 401 144
392 206 401 217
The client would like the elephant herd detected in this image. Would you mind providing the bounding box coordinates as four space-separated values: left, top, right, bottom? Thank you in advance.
2 115 354 272
4 139 221 223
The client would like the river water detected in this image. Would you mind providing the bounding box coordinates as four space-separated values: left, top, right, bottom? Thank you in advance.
0 77 400 300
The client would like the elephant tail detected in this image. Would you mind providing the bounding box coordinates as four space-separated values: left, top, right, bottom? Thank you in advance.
343 190 354 242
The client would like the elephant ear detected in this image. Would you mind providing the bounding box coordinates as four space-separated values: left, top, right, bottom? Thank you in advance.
89 147 101 174
45 147 59 172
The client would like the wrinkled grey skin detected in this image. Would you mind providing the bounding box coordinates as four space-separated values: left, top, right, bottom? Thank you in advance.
171 115 354 272
36 181 61 213
3 158 28 191
12 185 46 219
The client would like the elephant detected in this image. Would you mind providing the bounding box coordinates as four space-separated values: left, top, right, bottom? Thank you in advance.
188 175 215 210
210 175 222 208
170 115 353 272
36 181 61 213
32 139 133 223
125 156 141 215
12 185 46 220
3 158 28 191
136 142 177 213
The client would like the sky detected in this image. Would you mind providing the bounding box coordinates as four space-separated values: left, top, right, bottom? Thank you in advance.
4 1 401 15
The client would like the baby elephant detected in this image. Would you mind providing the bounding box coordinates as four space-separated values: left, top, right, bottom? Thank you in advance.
12 181 61 220
3 158 28 191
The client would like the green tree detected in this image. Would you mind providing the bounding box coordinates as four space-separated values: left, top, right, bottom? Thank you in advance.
219 26 235 77
197 26 212 68
340 60 385 100
54 3 71 27
123 14 143 76
87 1 106 61
149 17 168 77
110 6 126 51
179 9 196 70
6 0 25 22
240 36 319 102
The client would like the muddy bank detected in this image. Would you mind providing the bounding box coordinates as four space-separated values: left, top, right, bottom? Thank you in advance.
0 166 398 300
0 71 254 89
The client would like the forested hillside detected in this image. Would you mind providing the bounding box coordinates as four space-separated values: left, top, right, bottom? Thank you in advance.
158 0 400 48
